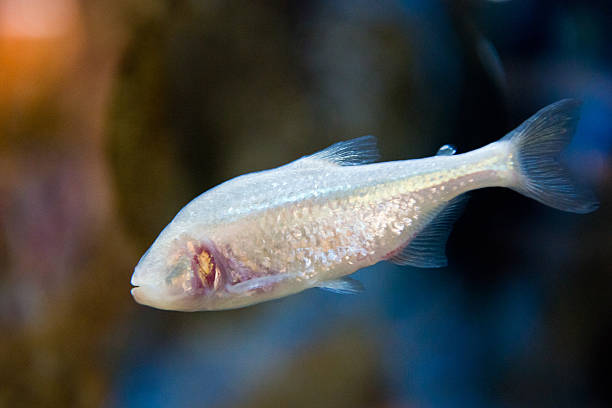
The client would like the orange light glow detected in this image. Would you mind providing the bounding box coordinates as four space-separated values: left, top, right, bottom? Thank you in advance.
0 0 83 107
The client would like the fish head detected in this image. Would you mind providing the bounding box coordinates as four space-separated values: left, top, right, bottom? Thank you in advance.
131 233 223 311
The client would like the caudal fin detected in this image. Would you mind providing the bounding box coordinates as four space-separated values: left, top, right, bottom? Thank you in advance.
505 99 599 213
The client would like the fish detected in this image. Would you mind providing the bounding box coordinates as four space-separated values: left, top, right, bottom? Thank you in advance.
131 99 598 311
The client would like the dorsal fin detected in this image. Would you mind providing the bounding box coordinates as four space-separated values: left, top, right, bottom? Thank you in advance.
290 135 380 168
389 194 468 268
436 144 456 156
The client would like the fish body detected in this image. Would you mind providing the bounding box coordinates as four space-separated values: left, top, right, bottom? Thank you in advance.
131 100 597 311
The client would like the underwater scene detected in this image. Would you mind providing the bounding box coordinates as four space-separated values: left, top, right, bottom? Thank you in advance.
1 1 611 407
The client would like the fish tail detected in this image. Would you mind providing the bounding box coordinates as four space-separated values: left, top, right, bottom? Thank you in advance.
503 99 599 213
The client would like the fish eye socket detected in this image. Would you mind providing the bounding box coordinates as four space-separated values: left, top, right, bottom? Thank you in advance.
164 243 221 295
192 248 218 289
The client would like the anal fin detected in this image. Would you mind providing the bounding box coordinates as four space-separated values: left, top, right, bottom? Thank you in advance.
390 194 468 268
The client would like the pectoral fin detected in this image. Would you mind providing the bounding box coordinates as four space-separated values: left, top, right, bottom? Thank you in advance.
316 277 364 295
226 274 299 294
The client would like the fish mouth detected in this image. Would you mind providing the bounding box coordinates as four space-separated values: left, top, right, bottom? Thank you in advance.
130 268 160 302
130 271 145 303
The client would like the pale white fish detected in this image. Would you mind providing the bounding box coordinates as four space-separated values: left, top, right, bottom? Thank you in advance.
131 99 597 311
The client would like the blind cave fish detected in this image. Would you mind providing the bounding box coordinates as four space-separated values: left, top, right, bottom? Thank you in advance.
131 99 598 311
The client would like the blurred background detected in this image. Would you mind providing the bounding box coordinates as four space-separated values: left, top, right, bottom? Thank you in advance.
0 0 610 407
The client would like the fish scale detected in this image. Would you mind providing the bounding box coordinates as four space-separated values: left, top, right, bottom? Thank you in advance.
216 146 508 283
